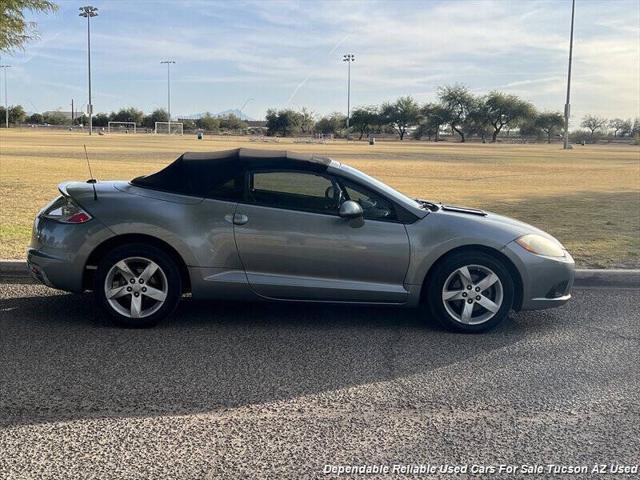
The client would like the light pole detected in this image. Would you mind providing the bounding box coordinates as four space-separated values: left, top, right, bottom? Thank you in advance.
343 54 355 128
0 64 11 128
161 60 175 131
79 6 98 135
563 0 575 149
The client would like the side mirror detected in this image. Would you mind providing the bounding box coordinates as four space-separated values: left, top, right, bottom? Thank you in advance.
339 200 363 219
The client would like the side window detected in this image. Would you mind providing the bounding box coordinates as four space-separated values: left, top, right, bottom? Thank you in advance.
340 180 397 221
189 161 244 201
206 175 244 201
249 170 339 214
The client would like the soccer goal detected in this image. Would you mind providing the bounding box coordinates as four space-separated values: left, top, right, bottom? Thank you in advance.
154 121 183 135
107 121 136 134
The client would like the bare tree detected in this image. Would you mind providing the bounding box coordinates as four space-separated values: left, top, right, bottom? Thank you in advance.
619 119 633 137
581 115 608 139
632 118 640 137
608 118 627 137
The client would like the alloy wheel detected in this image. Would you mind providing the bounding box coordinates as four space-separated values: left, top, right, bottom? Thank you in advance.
104 257 168 319
441 264 504 325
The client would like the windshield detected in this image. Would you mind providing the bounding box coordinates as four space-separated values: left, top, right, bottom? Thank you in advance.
338 164 422 209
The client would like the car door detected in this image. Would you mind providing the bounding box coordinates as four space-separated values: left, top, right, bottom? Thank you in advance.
233 168 411 303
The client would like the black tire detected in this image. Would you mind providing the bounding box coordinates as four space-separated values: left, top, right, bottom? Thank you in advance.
95 243 182 328
426 251 514 333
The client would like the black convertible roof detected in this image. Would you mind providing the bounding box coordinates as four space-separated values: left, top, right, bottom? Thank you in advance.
180 148 332 165
131 148 334 196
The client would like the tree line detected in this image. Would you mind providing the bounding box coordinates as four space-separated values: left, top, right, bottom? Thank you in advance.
266 85 640 143
0 106 249 132
2 85 639 143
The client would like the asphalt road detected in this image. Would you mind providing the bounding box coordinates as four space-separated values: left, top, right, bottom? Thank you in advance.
0 283 638 479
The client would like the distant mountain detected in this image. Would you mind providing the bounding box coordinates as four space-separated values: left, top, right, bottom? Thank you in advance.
179 109 254 121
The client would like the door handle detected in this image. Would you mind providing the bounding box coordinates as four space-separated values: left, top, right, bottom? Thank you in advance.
233 213 249 225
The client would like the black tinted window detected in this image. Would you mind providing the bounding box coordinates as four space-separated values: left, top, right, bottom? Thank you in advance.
205 174 244 200
188 161 244 201
249 171 339 214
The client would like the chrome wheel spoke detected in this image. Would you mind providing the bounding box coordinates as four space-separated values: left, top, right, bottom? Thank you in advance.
461 301 474 323
143 286 166 302
457 266 473 287
476 272 499 292
115 260 135 281
443 289 465 301
477 295 499 313
107 285 129 299
139 261 159 283
130 294 142 318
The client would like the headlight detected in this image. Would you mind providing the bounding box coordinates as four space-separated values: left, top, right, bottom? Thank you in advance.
515 234 565 258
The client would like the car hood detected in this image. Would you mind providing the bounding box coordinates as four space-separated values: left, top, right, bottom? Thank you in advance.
426 203 562 246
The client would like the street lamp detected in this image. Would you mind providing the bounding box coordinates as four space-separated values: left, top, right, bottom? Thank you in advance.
0 64 11 129
79 5 98 135
161 60 175 130
563 0 575 149
343 53 355 128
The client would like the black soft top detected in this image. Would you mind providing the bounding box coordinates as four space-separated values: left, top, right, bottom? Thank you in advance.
131 148 333 196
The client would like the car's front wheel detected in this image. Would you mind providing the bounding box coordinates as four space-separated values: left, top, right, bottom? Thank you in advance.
426 251 514 332
96 244 182 327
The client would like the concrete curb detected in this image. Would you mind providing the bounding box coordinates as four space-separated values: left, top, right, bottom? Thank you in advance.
1 259 639 288
573 269 640 288
1 260 29 276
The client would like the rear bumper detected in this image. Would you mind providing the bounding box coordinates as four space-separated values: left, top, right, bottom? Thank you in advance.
502 241 575 311
27 248 79 290
27 215 112 292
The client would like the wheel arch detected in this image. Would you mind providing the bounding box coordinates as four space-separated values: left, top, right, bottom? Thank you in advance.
83 233 191 292
420 244 523 311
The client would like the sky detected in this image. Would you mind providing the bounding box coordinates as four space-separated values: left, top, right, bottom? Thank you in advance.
2 0 639 125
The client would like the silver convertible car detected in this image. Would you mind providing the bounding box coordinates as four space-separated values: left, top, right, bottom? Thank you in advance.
28 148 574 331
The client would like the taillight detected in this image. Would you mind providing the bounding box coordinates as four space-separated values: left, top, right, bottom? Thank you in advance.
42 196 93 224
65 212 92 223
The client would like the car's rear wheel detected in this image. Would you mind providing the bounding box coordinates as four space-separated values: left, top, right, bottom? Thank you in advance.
96 244 181 327
426 251 514 332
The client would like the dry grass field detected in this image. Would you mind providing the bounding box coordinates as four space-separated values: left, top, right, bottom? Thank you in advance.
1 129 639 267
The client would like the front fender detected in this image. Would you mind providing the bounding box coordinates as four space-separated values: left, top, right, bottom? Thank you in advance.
403 211 527 296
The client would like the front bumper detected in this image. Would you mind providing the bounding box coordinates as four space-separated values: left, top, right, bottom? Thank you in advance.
502 241 575 311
